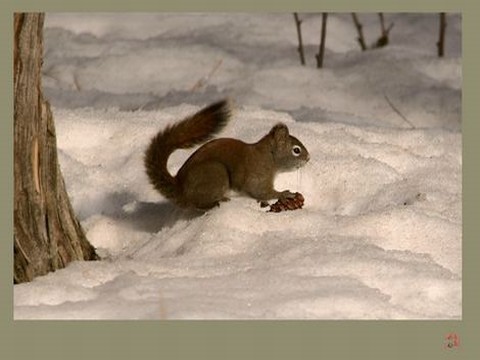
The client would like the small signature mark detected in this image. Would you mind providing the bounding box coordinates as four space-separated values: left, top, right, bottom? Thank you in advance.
444 332 460 349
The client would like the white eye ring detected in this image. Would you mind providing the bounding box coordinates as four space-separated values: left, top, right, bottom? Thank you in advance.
292 145 302 156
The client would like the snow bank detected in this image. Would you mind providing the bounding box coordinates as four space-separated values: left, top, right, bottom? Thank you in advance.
14 104 461 319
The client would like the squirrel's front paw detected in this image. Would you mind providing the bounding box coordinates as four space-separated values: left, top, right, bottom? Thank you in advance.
279 190 296 201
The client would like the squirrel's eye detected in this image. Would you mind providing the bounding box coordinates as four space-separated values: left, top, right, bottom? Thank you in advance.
292 145 302 156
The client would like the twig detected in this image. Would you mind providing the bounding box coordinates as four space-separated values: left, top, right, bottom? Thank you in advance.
293 13 306 65
437 12 447 57
374 13 394 48
379 13 387 34
351 13 367 51
384 94 415 129
190 59 223 92
316 13 328 69
73 73 82 91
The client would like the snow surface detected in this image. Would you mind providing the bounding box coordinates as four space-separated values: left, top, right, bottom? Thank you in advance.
14 13 462 319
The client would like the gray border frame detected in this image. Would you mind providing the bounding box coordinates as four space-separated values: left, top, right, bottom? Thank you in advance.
2 1 478 359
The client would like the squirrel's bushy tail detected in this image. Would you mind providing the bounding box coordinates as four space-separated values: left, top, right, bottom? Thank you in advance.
144 100 231 202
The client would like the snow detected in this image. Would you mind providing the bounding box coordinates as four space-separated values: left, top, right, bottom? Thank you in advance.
14 13 461 319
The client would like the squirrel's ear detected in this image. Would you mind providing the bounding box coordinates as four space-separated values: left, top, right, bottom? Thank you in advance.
270 123 290 145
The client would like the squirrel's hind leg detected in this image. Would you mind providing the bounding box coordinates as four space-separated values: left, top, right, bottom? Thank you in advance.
180 161 230 210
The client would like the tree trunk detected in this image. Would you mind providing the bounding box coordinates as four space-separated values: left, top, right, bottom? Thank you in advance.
14 13 98 284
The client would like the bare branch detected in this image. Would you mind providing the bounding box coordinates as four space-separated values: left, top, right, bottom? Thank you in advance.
351 13 367 51
293 13 306 65
379 13 387 34
315 13 328 69
190 59 223 91
437 12 447 57
384 94 415 129
374 13 394 48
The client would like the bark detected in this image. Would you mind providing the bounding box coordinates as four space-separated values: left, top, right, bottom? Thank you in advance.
14 13 98 284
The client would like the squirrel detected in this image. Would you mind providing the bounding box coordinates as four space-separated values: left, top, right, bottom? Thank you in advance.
144 100 310 210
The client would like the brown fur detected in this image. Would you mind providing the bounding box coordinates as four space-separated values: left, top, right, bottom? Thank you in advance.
144 100 309 210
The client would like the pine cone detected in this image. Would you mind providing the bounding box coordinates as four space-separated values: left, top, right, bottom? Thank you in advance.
268 192 305 213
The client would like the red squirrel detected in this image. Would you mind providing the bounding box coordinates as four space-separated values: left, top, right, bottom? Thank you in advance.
144 100 310 210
